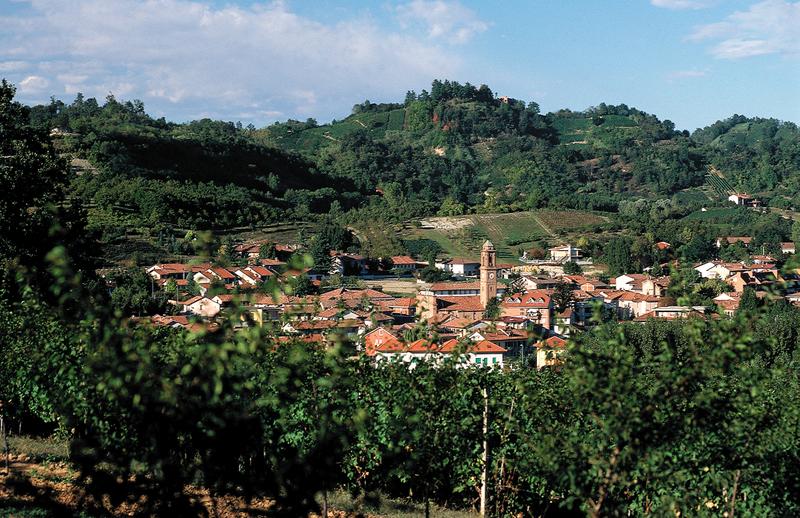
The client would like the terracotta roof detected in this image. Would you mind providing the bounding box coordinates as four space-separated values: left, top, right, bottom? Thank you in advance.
501 290 552 308
319 287 391 300
440 317 479 329
438 296 485 312
430 281 480 291
181 295 204 305
540 336 568 348
391 255 418 265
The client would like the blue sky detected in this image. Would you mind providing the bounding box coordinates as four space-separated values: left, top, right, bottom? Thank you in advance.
1 0 798 130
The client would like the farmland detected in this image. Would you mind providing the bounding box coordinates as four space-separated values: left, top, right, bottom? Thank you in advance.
409 210 609 262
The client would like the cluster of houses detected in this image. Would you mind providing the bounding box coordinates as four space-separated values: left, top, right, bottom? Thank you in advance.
132 232 800 370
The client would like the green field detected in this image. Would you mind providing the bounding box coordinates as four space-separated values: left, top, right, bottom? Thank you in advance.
269 109 406 154
551 114 639 149
408 210 609 262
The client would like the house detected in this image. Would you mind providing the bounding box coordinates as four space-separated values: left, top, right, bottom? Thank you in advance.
517 275 561 290
469 328 530 358
728 193 760 207
234 265 274 286
633 306 710 322
329 252 368 276
500 290 553 330
435 258 481 277
390 255 422 271
193 267 238 286
363 327 403 356
536 336 568 369
615 291 661 319
179 296 221 318
781 242 796 254
563 275 610 292
716 236 752 248
655 241 671 251
714 292 741 316
549 244 582 262
614 274 648 292
372 338 506 368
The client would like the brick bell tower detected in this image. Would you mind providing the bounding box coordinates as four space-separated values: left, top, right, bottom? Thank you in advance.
480 240 498 308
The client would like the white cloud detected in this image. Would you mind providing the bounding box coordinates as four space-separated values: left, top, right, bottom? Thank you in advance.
689 0 800 59
651 0 716 9
667 69 708 79
0 0 463 122
396 0 488 44
18 74 49 93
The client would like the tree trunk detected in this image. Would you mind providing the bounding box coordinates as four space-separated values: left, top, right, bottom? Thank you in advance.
322 489 328 518
480 387 489 517
425 497 430 518
1 407 8 476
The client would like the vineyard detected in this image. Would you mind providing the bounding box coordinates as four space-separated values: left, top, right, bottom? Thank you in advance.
412 210 608 262
705 173 735 196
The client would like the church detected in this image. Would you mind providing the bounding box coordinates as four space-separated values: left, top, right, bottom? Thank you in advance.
416 241 503 322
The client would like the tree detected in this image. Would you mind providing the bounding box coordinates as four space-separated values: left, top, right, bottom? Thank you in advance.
738 287 760 313
563 261 582 275
603 237 635 276
259 242 277 260
484 297 501 320
552 280 574 313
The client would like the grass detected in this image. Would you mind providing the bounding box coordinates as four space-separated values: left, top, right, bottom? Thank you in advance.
7 436 70 463
322 489 477 518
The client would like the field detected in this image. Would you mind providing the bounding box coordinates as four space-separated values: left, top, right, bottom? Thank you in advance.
409 210 609 262
269 109 406 154
551 115 639 149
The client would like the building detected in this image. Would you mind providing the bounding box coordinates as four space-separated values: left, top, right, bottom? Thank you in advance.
715 236 752 248
728 193 761 207
536 336 568 369
549 244 582 262
782 242 796 254
390 255 422 271
435 258 481 277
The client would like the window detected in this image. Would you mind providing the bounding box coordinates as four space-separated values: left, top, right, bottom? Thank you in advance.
475 358 481 364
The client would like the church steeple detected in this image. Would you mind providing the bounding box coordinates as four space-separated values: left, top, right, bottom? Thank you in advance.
480 240 498 308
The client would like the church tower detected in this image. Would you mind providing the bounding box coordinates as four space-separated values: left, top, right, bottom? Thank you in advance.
480 240 498 308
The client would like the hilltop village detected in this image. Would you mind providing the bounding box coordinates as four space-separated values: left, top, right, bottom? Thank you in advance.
136 231 798 369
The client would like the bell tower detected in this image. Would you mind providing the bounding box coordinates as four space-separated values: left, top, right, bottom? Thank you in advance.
480 240 498 308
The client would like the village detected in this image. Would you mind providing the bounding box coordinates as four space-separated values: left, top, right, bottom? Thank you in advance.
136 231 800 370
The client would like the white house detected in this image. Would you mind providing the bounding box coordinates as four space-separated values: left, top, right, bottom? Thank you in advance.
372 338 506 368
180 296 221 318
435 258 480 277
549 244 582 262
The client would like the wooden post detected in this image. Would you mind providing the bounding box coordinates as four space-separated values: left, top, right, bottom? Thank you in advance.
480 386 489 517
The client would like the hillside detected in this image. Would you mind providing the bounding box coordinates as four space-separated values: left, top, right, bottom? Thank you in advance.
23 79 800 269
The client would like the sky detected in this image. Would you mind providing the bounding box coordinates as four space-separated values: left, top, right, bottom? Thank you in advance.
1 0 798 131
